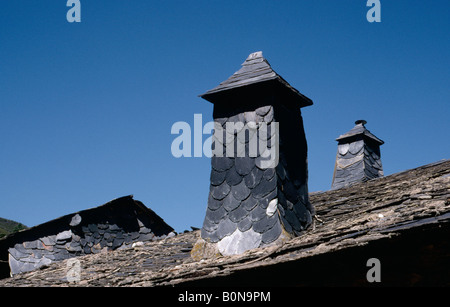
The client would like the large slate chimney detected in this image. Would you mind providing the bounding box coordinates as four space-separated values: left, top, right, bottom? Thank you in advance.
192 51 315 259
331 120 384 190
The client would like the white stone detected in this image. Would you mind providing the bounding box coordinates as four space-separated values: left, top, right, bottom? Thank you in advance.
69 214 82 226
217 228 262 256
132 241 144 248
56 230 73 241
266 198 278 216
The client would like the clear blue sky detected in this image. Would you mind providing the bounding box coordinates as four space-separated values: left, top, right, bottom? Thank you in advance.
1 1 449 232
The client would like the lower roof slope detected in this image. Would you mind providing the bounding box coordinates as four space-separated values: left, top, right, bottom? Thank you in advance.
0 159 449 286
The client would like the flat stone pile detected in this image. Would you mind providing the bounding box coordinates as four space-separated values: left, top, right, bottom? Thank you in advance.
8 219 173 275
1 196 174 277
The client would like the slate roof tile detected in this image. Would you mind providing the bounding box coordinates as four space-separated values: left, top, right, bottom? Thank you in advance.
211 156 234 172
216 218 237 241
236 216 252 232
234 156 255 176
207 193 223 211
251 174 277 199
223 193 241 212
241 195 258 211
210 169 227 186
261 222 282 244
225 165 243 186
230 180 252 202
243 167 264 189
210 180 231 200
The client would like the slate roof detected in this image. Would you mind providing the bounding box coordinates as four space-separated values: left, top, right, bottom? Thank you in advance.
0 159 448 286
200 51 313 108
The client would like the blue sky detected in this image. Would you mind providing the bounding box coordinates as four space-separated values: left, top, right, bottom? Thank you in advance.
0 1 449 232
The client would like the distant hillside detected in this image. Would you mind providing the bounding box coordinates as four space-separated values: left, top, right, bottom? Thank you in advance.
0 218 27 239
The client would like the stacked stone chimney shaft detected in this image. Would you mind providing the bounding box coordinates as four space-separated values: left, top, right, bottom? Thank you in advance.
192 52 315 259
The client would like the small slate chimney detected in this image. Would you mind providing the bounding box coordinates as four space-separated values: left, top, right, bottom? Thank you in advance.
331 120 384 190
192 51 315 259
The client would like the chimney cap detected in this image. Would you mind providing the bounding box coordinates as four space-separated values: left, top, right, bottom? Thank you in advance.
199 51 313 108
355 119 367 126
336 120 384 145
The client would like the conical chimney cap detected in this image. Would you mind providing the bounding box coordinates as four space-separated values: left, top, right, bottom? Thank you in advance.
336 120 384 145
199 51 313 108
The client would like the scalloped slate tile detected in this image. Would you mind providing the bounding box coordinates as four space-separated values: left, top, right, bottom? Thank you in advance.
212 128 226 150
215 117 228 126
263 167 276 180
234 139 247 158
249 203 267 222
210 169 227 186
225 165 243 186
261 221 282 244
201 227 220 243
252 214 277 234
255 149 277 170
244 111 256 123
227 114 240 124
231 179 251 201
263 108 274 123
241 194 258 211
235 156 254 176
216 218 237 240
237 127 257 145
338 143 350 155
348 140 364 155
284 209 303 232
237 216 253 232
212 156 234 172
252 174 276 199
258 189 277 209
211 180 231 200
255 105 272 116
293 201 310 224
243 167 263 189
207 206 227 224
228 205 248 223
237 112 246 123
285 198 294 210
258 122 276 141
223 193 241 212
202 215 219 232
280 215 293 233
207 192 223 210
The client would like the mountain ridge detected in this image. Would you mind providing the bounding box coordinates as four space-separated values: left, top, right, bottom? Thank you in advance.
0 217 27 239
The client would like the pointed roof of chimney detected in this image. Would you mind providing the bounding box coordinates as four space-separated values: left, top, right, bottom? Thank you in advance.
336 120 384 145
200 51 313 108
